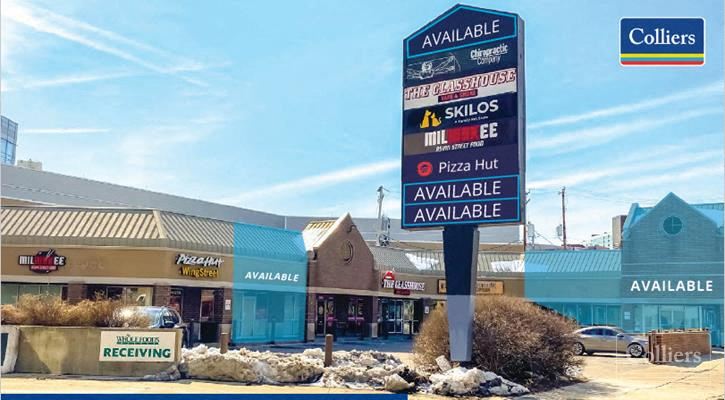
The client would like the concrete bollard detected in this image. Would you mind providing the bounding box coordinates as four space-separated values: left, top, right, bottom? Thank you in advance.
324 334 333 367
220 332 229 354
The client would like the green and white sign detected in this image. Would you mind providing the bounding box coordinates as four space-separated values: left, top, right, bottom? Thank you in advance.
99 331 176 362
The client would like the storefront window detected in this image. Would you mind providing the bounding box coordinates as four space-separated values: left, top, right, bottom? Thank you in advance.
577 304 592 326
660 305 685 330
1 283 66 304
92 286 152 306
169 288 183 313
606 305 621 327
200 290 215 322
684 306 700 329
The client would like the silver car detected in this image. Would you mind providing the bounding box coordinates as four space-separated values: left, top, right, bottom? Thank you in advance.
572 326 648 357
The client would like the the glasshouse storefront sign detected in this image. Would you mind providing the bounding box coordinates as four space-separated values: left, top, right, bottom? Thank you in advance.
99 331 176 362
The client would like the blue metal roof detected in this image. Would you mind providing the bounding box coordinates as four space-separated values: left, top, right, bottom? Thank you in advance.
523 250 621 273
625 193 724 231
233 223 307 263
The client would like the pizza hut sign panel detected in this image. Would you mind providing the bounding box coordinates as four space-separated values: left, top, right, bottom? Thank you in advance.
18 249 66 273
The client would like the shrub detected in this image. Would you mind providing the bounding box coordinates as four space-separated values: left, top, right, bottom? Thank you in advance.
413 296 581 387
1 294 149 327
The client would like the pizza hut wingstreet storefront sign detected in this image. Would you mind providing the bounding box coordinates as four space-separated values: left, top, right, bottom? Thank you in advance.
18 249 66 273
176 253 223 279
99 331 176 362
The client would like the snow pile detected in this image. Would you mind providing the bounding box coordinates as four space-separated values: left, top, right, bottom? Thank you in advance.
304 348 417 390
180 345 324 384
179 345 529 397
429 367 529 397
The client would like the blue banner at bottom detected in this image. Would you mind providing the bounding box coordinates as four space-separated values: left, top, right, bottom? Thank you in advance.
2 396 407 400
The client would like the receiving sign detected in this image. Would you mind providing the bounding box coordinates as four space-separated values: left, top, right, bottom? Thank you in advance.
402 4 525 229
99 331 176 362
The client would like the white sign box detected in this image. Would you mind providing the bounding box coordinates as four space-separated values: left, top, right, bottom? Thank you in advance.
99 330 176 362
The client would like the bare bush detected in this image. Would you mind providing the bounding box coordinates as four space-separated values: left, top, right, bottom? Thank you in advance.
1 294 149 327
414 296 581 386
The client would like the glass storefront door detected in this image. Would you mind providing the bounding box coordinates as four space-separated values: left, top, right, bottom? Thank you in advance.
380 299 418 335
346 297 365 336
315 295 335 336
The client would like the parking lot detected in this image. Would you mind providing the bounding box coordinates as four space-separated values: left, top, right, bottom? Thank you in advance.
2 350 723 399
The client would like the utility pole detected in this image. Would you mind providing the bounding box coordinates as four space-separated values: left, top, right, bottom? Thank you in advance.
376 186 385 246
559 186 567 250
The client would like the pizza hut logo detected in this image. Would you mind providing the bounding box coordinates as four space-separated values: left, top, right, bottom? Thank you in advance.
18 249 66 273
417 161 433 177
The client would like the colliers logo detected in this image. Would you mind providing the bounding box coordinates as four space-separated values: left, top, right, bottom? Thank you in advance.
620 18 705 66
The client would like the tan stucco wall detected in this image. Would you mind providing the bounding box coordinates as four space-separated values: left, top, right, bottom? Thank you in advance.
14 326 181 376
1 245 233 286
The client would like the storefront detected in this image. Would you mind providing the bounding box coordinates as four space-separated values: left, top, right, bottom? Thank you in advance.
231 223 308 344
525 193 724 346
302 214 378 340
1 206 237 344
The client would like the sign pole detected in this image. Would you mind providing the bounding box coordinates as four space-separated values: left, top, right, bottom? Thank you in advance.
442 224 479 362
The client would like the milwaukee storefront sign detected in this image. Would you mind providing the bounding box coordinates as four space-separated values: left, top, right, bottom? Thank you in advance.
18 249 66 273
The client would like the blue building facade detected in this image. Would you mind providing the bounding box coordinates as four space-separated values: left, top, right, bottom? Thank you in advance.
1 116 18 165
620 193 723 345
231 223 308 343
525 193 724 346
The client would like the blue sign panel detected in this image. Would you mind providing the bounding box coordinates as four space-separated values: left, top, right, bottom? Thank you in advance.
620 18 705 66
402 5 525 229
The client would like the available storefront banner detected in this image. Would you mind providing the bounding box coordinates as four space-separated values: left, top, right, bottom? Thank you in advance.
99 330 176 362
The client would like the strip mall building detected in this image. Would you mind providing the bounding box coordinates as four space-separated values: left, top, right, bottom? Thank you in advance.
2 166 721 346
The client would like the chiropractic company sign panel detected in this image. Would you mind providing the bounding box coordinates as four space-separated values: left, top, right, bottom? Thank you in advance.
99 331 176 362
402 5 525 229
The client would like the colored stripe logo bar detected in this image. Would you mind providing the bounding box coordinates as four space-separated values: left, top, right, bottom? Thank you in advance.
620 53 704 66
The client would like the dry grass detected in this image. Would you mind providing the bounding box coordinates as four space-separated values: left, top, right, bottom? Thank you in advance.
1 294 150 327
414 296 582 386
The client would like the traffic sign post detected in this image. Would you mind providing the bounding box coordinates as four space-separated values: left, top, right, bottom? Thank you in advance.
402 5 525 362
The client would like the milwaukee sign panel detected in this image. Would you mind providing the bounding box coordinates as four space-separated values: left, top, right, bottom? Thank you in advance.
402 5 525 229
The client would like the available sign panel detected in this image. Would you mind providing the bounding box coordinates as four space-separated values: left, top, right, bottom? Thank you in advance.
402 5 525 229
99 331 176 362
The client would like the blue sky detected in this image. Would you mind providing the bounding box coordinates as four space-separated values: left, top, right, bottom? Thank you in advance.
1 0 723 245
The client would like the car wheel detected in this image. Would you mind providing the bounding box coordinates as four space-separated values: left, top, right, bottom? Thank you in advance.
573 342 585 356
628 343 644 358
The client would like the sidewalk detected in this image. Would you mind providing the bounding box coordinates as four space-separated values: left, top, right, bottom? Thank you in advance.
237 336 415 354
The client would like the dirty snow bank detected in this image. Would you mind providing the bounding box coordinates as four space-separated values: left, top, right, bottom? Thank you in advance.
428 367 529 396
180 345 323 384
179 345 528 397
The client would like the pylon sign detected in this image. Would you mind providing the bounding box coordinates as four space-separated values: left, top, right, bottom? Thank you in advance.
402 4 525 230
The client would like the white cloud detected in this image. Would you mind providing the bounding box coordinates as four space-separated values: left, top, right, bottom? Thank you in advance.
529 107 722 154
4 71 136 91
529 149 722 189
3 1 208 86
529 80 723 130
23 128 110 134
221 160 400 205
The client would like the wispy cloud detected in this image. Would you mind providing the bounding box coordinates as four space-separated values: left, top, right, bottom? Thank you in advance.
221 160 399 204
4 1 208 86
606 163 723 193
24 128 110 134
529 148 722 189
529 107 722 154
4 71 137 91
529 81 723 130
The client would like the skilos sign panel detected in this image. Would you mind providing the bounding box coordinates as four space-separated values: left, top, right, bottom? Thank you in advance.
402 5 525 229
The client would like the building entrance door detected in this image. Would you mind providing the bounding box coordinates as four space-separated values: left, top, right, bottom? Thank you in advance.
346 297 365 336
315 296 335 336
